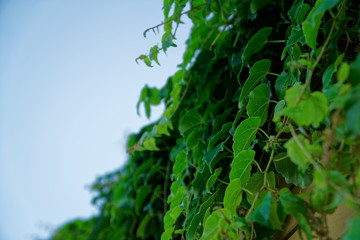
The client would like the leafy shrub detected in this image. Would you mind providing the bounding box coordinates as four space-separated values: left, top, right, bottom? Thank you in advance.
53 0 360 239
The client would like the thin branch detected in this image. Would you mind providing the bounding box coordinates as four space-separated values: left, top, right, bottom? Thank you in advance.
143 3 207 37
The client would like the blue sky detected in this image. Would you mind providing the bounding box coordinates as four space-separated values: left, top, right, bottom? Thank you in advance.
0 1 191 239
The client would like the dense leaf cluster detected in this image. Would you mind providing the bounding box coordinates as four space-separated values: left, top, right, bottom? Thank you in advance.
53 0 360 239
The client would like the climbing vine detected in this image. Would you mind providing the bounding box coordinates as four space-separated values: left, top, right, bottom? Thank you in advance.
53 0 360 239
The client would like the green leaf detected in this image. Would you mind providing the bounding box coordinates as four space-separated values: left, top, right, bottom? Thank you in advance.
296 3 311 25
173 150 187 179
204 142 224 167
208 122 232 150
136 213 153 238
246 84 270 126
322 54 344 89
206 168 222 192
137 85 162 118
302 0 339 49
337 62 350 83
133 158 155 188
345 85 360 136
233 117 261 156
186 127 203 150
162 31 177 52
138 54 153 67
161 227 175 240
282 85 328 127
349 54 360 86
230 150 255 184
169 183 186 206
284 135 323 173
250 0 270 13
287 25 306 46
273 100 286 121
224 178 243 216
275 71 292 99
239 59 271 107
343 215 360 240
179 109 202 136
248 192 283 230
242 28 272 71
274 153 312 188
135 185 153 215
149 45 160 65
193 165 211 194
280 191 306 216
200 209 232 240
143 138 159 151
156 117 173 136
280 192 312 239
287 0 304 24
188 193 217 239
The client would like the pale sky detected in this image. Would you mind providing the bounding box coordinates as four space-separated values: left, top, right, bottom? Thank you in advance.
0 1 191 239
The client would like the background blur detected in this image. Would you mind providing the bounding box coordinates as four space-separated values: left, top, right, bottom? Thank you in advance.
0 1 191 239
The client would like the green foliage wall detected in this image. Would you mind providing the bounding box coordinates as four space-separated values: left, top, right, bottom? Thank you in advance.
53 0 360 239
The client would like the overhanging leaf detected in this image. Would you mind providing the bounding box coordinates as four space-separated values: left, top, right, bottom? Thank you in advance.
188 192 217 239
200 209 232 240
206 167 222 192
224 178 243 216
173 150 187 179
242 28 272 71
246 84 270 126
229 150 255 183
233 117 261 156
239 59 271 108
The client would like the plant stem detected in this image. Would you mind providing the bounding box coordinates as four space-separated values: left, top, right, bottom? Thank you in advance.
263 150 274 186
218 179 229 185
268 72 280 77
258 128 270 140
253 160 263 173
267 40 286 43
245 192 260 218
224 145 234 155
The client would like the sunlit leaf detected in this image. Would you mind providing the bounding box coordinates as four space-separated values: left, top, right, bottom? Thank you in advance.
282 85 328 127
143 138 159 151
200 209 232 240
230 150 255 183
224 178 243 216
284 135 323 173
173 150 187 179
